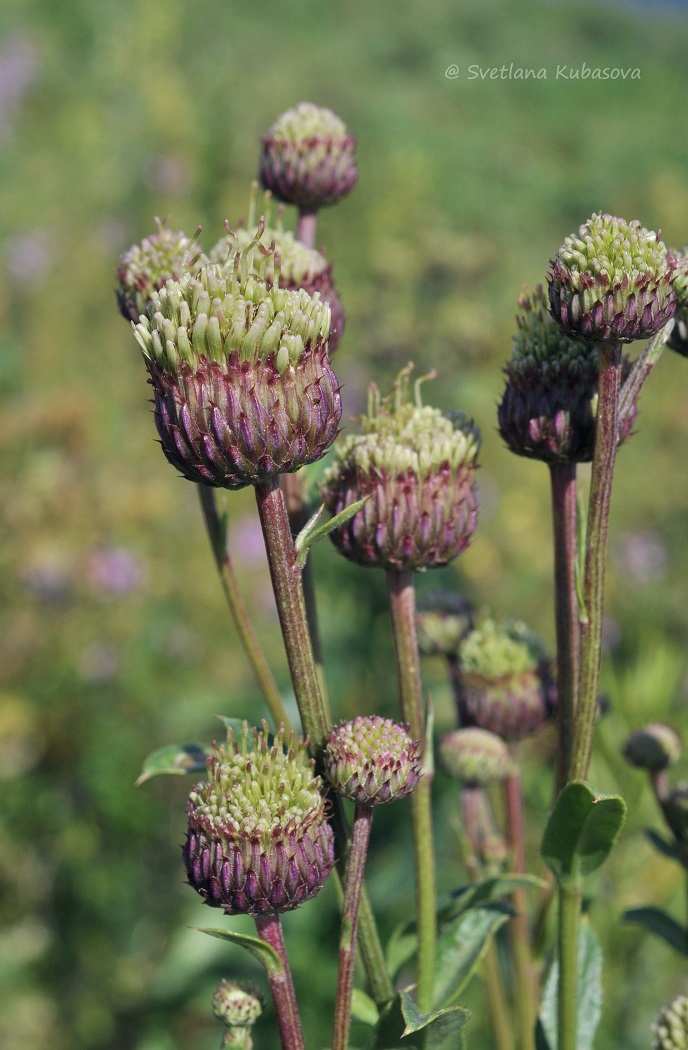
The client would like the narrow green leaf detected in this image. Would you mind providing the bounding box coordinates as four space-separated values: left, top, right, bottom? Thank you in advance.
135 743 210 785
294 496 370 567
400 989 470 1049
433 904 510 1009
440 874 545 923
192 927 283 976
623 906 688 955
539 922 602 1050
351 988 380 1027
541 781 626 883
645 829 686 866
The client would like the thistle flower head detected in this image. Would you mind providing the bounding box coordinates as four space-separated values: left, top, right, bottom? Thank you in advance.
457 616 555 740
324 716 422 806
548 212 676 343
131 223 341 489
321 366 480 571
209 204 345 351
212 979 264 1029
183 723 334 915
652 993 688 1049
439 727 513 787
259 102 357 211
498 285 636 463
416 591 475 658
623 722 682 773
116 219 204 322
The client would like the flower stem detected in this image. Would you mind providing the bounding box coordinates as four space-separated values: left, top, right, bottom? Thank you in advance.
281 469 332 724
504 761 536 1050
618 325 670 431
296 207 318 250
386 569 436 1013
557 881 582 1050
255 476 329 751
548 463 580 792
570 341 622 782
197 486 290 730
254 475 393 1006
333 803 374 1050
254 913 305 1050
461 788 514 1050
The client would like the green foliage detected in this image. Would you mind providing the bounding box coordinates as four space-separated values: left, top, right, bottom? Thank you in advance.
623 907 688 957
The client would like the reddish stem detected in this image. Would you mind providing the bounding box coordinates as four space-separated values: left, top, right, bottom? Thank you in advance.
254 914 305 1050
333 803 374 1050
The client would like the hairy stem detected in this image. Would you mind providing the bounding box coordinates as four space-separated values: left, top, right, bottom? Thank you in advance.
255 476 329 751
462 787 514 1050
333 804 374 1050
197 486 289 729
557 881 582 1050
548 463 580 792
254 914 305 1050
387 569 436 1013
505 763 536 1050
281 470 331 724
571 341 622 782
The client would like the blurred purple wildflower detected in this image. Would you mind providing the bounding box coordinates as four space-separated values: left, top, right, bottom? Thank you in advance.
85 547 145 597
0 33 37 142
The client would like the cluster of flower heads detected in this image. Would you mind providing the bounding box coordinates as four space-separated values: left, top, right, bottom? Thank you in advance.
183 717 422 919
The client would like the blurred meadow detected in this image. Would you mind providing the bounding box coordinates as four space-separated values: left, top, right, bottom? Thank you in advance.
3 0 688 1046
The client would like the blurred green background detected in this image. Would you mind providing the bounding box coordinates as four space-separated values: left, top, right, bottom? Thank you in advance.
3 0 688 1046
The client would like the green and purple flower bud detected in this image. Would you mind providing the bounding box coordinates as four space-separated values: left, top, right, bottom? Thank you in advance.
323 716 422 806
416 592 475 659
623 722 682 774
548 212 676 343
259 102 357 211
652 993 688 1050
321 367 480 571
209 219 345 352
667 248 688 357
439 727 513 788
132 229 341 489
212 979 263 1048
183 723 335 915
498 285 637 464
116 219 204 322
457 617 555 741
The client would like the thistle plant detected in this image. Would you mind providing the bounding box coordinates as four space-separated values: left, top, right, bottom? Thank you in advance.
121 109 687 1050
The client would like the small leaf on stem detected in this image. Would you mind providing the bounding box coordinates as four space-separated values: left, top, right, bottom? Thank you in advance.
135 743 211 785
294 496 370 567
541 781 626 883
192 926 284 976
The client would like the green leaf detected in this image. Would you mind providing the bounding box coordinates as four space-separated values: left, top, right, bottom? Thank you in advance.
538 921 602 1050
440 874 545 924
351 988 380 1027
400 990 470 1049
541 781 626 884
191 927 283 976
135 743 210 785
623 906 688 955
386 921 418 981
433 904 510 1009
294 496 370 567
